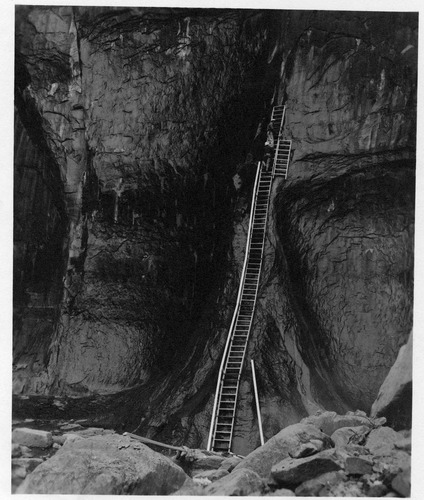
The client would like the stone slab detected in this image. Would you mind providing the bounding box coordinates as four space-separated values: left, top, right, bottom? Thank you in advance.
271 449 343 487
12 428 53 449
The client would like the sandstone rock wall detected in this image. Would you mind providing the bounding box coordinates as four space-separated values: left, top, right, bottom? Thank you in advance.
14 7 416 455
14 7 281 395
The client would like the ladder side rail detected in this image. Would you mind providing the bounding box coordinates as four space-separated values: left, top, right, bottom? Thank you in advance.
284 140 292 179
207 162 262 451
272 106 287 176
279 107 286 137
251 359 265 446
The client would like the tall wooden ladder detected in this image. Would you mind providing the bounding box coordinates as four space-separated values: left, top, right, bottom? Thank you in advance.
207 164 273 453
207 104 291 453
271 105 292 178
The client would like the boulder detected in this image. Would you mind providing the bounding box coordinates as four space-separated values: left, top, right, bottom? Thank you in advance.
17 434 188 495
20 445 33 458
391 467 411 497
394 437 411 452
218 455 243 472
204 468 265 496
62 433 84 445
12 443 22 457
52 435 66 445
366 427 403 456
345 456 374 476
370 332 412 430
301 411 374 436
12 464 27 481
12 458 44 474
294 470 347 496
330 425 370 447
73 427 115 437
192 454 226 471
321 479 365 497
59 423 83 431
271 449 343 487
372 449 411 476
342 444 370 456
12 428 53 449
233 423 332 477
366 482 388 497
289 440 323 458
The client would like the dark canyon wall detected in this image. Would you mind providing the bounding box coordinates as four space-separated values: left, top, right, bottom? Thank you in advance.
14 7 416 455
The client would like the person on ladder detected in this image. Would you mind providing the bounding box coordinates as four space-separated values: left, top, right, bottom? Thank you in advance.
263 122 274 172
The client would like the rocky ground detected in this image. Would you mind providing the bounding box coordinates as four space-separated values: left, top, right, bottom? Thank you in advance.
12 409 411 496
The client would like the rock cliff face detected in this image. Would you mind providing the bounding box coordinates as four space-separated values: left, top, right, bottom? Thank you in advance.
14 7 416 455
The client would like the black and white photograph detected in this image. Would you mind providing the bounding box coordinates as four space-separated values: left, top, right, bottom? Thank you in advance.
7 0 421 496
